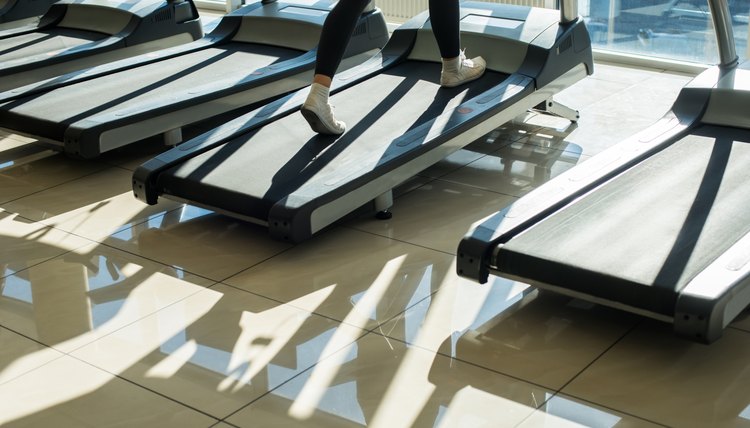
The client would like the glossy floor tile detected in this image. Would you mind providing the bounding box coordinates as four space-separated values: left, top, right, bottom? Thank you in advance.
518 394 664 427
564 322 750 428
348 178 517 254
228 332 553 428
0 148 107 204
2 167 183 242
0 210 92 278
379 266 639 390
0 242 213 353
105 205 292 281
558 63 694 158
0 355 218 427
73 283 368 418
0 54 718 428
225 227 454 331
436 122 586 198
0 327 62 386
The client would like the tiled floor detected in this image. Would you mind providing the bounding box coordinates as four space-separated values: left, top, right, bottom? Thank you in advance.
2 9 749 428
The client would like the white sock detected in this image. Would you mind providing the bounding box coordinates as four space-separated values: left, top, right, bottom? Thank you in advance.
306 82 330 105
302 82 345 135
442 56 460 73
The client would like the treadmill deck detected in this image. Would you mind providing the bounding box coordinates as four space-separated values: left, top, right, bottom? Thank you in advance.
0 42 304 140
157 61 506 221
0 27 104 63
496 125 750 316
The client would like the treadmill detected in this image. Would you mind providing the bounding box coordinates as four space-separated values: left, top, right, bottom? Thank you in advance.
133 0 593 243
457 0 750 344
0 0 388 158
0 0 203 92
0 0 58 29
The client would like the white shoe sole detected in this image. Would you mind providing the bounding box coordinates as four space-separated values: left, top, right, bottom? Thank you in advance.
441 69 486 88
301 106 345 135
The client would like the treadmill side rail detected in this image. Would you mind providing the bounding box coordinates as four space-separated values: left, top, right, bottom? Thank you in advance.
675 231 750 343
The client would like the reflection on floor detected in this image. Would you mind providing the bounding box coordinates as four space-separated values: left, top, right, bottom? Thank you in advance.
3 34 748 428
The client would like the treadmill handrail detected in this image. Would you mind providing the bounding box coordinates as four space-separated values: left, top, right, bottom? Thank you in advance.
708 0 738 68
560 0 577 24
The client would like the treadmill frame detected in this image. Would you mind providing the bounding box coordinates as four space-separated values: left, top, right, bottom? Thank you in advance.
457 0 750 343
133 1 594 242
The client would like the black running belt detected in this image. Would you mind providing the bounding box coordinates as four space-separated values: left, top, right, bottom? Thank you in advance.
157 62 505 221
0 27 104 62
496 125 750 316
0 42 304 141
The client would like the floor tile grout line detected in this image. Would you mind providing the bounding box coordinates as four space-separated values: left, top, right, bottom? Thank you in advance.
369 318 671 427
0 162 115 206
217 329 372 424
552 320 641 395
539 319 673 427
213 244 298 285
211 421 240 428
537 391 672 428
217 280 394 333
342 225 458 257
3 206 301 305
0 232 100 287
366 326 554 395
64 353 223 423
0 326 68 388
1 217 222 292
61 279 223 357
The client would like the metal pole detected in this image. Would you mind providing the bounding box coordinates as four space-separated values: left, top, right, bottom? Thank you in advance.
707 0 738 67
559 0 578 24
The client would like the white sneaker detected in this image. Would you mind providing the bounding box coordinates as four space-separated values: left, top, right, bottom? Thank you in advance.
440 49 487 88
301 83 345 135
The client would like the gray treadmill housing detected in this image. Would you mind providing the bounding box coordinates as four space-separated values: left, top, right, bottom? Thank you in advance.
702 61 750 129
62 0 389 158
0 0 203 83
0 0 58 23
217 0 387 56
456 54 750 343
0 0 389 158
407 3 592 87
132 1 592 243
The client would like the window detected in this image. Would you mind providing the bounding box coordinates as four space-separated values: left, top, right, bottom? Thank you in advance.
583 0 749 65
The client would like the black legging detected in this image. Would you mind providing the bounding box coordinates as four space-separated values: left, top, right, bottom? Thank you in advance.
315 0 460 77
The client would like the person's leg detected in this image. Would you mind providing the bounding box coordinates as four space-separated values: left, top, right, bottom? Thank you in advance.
429 0 486 87
302 0 370 135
